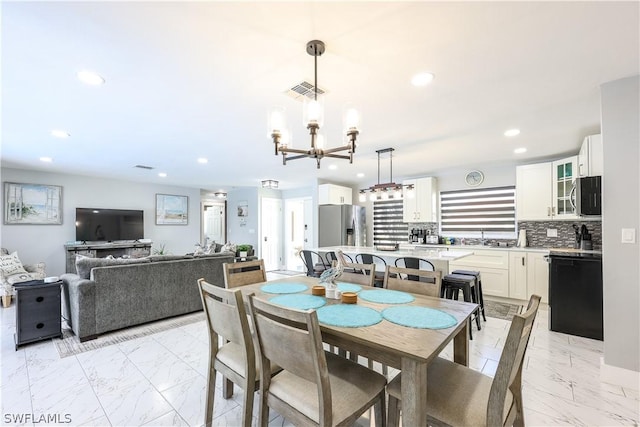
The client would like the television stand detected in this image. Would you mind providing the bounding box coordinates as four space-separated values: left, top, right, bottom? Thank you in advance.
64 241 153 273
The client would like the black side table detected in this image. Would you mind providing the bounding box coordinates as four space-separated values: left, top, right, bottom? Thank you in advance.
14 280 63 350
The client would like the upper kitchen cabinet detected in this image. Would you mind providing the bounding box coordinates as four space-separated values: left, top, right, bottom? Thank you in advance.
516 156 578 220
403 177 438 223
318 183 352 205
578 134 603 177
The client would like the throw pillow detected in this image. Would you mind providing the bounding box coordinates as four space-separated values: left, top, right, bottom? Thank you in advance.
7 272 41 285
0 251 27 276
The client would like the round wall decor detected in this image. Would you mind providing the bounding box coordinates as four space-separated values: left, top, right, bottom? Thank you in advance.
465 170 484 186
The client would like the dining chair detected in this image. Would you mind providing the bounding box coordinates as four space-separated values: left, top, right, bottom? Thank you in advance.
331 261 376 287
223 259 267 288
386 294 542 427
354 253 387 287
247 294 388 427
300 250 329 278
384 265 441 297
393 257 435 281
325 251 354 265
197 279 277 427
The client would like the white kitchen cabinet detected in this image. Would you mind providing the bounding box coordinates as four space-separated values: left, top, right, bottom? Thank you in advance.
449 249 510 298
402 177 437 223
318 184 352 205
578 134 603 177
516 162 552 220
516 156 578 220
552 156 578 219
509 251 549 302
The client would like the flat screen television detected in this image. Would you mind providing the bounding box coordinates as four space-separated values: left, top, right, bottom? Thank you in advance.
75 208 144 242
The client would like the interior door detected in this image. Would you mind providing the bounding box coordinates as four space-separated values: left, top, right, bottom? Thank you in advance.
202 202 225 245
261 197 282 271
284 197 310 272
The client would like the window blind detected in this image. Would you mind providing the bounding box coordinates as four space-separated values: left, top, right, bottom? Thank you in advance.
440 186 516 234
373 199 407 246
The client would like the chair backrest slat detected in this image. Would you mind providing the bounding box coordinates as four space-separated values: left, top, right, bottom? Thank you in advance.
224 259 267 288
331 261 376 287
384 266 441 297
487 294 541 426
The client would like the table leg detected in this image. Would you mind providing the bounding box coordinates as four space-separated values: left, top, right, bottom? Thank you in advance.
453 320 470 366
401 357 428 426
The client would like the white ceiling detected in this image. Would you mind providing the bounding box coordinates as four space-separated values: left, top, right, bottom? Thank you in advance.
2 2 638 192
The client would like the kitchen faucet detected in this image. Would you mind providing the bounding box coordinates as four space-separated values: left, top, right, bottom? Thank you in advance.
481 229 486 246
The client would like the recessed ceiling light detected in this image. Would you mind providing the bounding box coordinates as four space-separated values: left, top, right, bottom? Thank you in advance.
77 70 105 85
514 147 527 154
328 164 338 170
504 129 521 137
197 158 208 164
411 72 435 87
158 172 167 178
39 157 53 163
357 173 365 178
50 130 70 138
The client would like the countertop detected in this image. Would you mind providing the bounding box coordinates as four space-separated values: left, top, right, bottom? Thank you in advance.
400 242 602 255
316 246 475 261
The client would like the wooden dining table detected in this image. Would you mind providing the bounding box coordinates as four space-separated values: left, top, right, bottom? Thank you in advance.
238 275 478 427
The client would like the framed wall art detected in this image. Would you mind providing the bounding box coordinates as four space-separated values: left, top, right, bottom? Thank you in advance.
156 194 188 225
3 182 63 225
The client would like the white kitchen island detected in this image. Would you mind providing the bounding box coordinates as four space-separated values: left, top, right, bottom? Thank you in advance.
316 245 474 274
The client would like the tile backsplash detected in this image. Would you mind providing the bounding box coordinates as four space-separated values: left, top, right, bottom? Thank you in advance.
518 220 602 249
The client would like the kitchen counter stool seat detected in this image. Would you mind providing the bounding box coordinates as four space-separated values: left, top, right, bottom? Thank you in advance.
451 269 486 322
441 273 481 339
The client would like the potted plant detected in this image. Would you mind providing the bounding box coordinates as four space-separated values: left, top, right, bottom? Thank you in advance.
237 244 252 258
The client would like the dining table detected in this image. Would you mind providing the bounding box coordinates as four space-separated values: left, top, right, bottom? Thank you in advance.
238 275 478 427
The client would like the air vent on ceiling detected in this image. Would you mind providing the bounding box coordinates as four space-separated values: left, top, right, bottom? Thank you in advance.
285 80 326 101
134 164 155 170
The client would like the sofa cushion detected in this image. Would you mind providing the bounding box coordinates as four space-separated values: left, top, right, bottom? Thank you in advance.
76 256 151 279
6 272 42 285
148 254 193 262
0 251 27 276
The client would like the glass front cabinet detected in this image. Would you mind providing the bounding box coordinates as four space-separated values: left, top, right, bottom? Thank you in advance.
552 156 578 219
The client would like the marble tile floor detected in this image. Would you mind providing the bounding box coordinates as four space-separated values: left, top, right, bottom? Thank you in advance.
0 273 638 427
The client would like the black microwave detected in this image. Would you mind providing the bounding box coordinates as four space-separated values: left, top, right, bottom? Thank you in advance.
575 176 601 216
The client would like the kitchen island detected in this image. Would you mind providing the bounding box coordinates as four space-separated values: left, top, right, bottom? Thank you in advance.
316 245 473 273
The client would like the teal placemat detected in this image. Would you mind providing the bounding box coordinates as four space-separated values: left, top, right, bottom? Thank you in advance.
382 306 457 329
336 282 362 293
261 282 308 294
317 305 382 328
270 294 326 310
359 289 415 304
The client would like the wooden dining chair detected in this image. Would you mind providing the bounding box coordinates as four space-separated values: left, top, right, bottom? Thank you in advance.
331 261 376 287
247 294 388 427
386 294 542 427
384 265 441 297
197 279 277 427
223 259 267 288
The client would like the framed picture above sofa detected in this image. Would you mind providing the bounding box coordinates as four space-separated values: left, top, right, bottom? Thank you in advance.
3 182 63 225
156 193 188 225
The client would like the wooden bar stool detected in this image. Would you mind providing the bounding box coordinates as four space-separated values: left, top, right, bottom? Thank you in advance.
441 273 481 339
451 269 486 322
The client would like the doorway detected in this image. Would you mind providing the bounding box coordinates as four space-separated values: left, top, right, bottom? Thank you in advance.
260 197 282 271
202 202 226 245
284 197 313 272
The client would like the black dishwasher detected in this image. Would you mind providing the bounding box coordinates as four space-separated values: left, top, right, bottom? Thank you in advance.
548 252 603 340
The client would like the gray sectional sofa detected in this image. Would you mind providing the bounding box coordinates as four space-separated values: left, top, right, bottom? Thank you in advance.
60 253 234 341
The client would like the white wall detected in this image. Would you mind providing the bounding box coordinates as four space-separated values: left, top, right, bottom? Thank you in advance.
600 75 640 374
0 168 202 276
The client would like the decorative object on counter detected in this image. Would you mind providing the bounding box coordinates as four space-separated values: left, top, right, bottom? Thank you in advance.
268 40 359 168
312 285 326 296
341 292 358 304
359 148 414 202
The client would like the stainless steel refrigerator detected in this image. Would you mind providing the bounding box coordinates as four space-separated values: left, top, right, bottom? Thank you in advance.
318 205 366 247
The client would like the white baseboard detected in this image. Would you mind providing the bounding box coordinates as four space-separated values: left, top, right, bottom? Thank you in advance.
600 357 640 390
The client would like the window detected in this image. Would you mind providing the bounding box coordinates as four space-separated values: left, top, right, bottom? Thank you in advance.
440 186 516 237
373 199 407 246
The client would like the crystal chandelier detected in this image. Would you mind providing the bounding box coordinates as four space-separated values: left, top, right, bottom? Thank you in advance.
359 148 414 202
269 40 360 169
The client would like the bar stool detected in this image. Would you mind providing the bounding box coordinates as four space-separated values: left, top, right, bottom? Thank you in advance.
452 269 486 322
441 273 481 339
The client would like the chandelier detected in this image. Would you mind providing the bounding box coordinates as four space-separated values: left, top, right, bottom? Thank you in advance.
359 148 414 202
269 40 360 169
